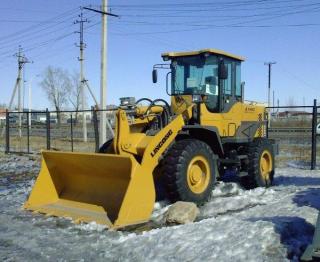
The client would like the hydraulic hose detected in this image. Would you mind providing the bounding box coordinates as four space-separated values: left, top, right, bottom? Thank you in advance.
135 98 153 105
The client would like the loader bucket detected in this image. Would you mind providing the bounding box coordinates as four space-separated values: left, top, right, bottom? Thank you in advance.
24 151 156 229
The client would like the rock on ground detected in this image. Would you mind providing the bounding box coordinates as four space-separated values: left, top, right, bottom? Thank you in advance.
165 201 199 225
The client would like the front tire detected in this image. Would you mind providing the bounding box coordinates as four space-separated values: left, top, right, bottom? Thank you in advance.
162 139 216 205
241 138 275 189
98 139 114 153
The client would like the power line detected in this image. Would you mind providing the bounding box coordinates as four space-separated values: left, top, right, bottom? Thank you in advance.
0 31 76 60
0 22 101 64
0 19 65 23
26 16 101 62
0 8 79 43
31 44 76 62
108 0 318 12
118 2 320 22
120 2 320 17
277 65 318 92
226 5 320 26
0 12 79 46
109 22 320 36
108 0 309 8
103 2 320 35
112 4 320 27
0 22 76 54
0 7 59 13
110 25 195 51
0 1 316 59
0 13 99 60
0 13 79 58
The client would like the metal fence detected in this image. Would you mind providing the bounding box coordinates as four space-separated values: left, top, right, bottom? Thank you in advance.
266 99 319 170
0 101 319 169
0 107 115 154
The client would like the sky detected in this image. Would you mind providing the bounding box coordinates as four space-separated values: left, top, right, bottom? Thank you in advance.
0 0 319 110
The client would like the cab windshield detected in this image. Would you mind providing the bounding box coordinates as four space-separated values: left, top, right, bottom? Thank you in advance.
171 55 219 96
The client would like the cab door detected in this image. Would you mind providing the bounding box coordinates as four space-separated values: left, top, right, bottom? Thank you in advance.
220 60 243 136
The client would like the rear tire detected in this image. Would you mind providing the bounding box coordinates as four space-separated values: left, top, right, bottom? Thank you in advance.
162 139 216 205
240 138 274 189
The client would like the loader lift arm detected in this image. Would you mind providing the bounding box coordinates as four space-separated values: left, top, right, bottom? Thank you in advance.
114 106 194 170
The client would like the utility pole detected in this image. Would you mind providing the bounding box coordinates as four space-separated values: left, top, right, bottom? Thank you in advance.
26 74 40 130
28 79 32 128
7 47 31 111
15 47 31 138
100 0 108 146
264 61 276 107
83 3 118 146
1 48 31 138
17 47 23 138
272 90 275 113
75 11 89 142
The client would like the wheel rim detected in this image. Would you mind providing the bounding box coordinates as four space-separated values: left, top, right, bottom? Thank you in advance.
260 150 272 181
187 156 210 194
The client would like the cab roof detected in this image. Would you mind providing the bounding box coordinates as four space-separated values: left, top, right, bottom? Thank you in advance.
161 49 245 62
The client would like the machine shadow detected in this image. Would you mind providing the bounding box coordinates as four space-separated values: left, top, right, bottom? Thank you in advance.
274 175 320 187
292 188 320 210
247 216 314 261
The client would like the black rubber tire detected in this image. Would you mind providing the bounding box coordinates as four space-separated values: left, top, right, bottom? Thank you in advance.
162 139 216 205
240 138 275 189
98 139 114 153
153 162 167 201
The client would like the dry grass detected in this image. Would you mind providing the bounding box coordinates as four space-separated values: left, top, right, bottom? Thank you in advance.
1 135 96 153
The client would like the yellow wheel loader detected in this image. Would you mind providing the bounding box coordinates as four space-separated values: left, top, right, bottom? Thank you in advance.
24 49 277 229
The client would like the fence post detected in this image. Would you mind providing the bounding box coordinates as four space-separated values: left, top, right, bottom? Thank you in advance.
46 108 51 150
311 99 317 170
266 109 269 138
27 112 30 153
70 114 74 152
5 109 10 154
92 107 99 152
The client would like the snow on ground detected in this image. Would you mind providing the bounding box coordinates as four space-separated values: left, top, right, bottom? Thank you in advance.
0 154 320 261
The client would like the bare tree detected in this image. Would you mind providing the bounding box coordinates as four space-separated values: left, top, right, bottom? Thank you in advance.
68 71 83 123
40 66 71 124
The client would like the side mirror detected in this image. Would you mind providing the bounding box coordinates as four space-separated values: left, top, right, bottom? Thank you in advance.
152 69 158 83
218 60 228 80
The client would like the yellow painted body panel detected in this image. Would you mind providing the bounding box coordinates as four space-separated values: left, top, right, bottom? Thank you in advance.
171 95 193 114
200 102 265 137
171 96 266 137
162 48 245 61
24 151 156 228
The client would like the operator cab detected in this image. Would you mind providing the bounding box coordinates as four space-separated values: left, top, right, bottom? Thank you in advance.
158 49 245 113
